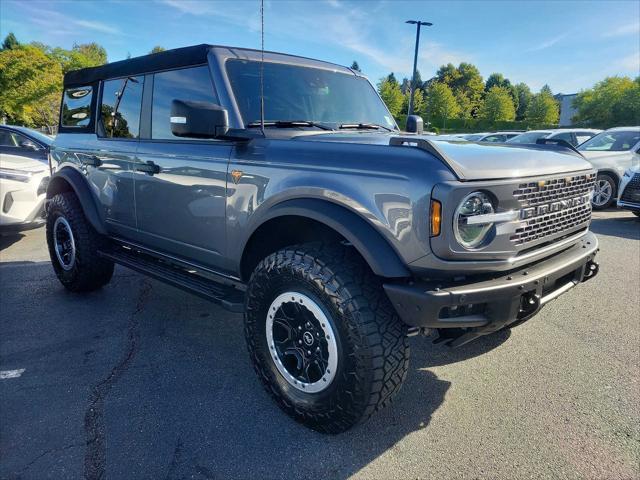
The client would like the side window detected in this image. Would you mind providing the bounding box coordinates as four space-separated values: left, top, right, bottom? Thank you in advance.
552 132 575 145
61 86 93 127
0 131 35 149
151 65 217 140
575 133 594 145
100 76 144 138
483 135 504 143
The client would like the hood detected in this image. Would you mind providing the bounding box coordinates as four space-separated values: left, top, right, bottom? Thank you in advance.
0 153 49 173
579 150 631 161
294 132 593 180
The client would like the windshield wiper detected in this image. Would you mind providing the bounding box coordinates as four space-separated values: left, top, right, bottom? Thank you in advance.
338 123 393 132
246 120 334 131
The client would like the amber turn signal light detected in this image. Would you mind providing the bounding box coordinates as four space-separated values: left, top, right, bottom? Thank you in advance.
430 199 442 237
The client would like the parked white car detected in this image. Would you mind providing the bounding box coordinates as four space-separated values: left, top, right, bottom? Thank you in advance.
578 127 640 209
618 164 640 216
507 128 601 147
0 153 50 231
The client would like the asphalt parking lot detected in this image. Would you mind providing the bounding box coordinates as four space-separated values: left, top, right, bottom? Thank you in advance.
0 210 639 480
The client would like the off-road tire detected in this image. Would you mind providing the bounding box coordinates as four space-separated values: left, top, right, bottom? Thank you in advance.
592 173 617 210
46 192 114 292
244 242 409 434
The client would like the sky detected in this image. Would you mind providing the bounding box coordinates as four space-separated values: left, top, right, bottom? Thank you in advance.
1 0 639 94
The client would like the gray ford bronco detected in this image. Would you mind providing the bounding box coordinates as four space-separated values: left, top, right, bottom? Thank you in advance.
46 44 600 433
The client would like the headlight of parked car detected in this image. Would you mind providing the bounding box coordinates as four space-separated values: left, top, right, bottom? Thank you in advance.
454 191 495 249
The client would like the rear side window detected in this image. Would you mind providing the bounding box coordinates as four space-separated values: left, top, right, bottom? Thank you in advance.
151 66 217 140
61 86 93 127
100 76 144 138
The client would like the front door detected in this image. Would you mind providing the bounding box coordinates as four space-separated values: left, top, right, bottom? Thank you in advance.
133 66 231 270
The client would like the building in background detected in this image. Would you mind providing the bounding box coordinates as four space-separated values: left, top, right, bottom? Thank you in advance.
556 93 578 126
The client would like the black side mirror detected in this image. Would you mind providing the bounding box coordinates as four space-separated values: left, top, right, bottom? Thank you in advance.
405 115 424 134
170 100 229 138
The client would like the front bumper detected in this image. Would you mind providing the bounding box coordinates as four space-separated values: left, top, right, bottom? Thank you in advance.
384 231 599 346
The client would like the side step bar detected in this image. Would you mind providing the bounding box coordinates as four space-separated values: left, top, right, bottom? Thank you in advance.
99 246 246 313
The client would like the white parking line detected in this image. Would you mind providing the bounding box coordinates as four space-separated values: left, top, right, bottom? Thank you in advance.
0 369 25 379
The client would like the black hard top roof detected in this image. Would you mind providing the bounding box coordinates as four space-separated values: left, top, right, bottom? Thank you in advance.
63 44 352 87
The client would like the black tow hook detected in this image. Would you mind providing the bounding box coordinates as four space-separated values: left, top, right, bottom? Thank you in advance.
582 261 599 282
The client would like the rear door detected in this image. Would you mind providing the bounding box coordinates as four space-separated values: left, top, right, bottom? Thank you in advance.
133 65 232 270
90 76 144 236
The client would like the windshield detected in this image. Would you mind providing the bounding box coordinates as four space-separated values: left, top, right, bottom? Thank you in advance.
13 126 54 145
506 131 551 144
578 130 640 152
226 59 396 129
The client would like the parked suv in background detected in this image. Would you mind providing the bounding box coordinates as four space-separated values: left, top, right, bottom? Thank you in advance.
0 125 53 164
507 128 601 147
578 127 640 209
46 44 600 433
618 165 640 216
0 153 50 231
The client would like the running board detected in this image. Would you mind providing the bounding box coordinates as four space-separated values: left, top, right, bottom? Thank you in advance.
99 247 245 313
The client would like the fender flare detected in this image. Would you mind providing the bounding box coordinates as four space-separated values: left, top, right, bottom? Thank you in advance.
46 167 107 235
244 198 411 278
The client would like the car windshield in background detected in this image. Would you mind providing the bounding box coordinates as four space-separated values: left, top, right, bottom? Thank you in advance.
13 127 54 145
578 131 640 152
226 59 396 129
506 131 551 144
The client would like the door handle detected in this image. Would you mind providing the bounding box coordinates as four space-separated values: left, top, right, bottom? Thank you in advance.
80 155 102 167
134 161 161 175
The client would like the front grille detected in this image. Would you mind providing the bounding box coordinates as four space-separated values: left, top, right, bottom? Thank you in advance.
620 173 640 204
511 173 595 246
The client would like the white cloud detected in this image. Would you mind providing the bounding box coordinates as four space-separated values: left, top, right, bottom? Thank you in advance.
617 53 640 72
525 32 569 52
74 20 121 35
16 2 122 36
602 22 640 38
160 0 261 32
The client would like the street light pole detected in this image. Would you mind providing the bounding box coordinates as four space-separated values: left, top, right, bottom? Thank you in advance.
406 20 432 116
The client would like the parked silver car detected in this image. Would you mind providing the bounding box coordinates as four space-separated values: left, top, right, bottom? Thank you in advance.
507 129 601 147
578 127 640 209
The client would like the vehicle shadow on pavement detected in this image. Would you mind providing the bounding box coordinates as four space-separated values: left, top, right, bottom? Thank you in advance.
0 265 506 480
414 329 511 368
590 212 640 240
0 233 25 251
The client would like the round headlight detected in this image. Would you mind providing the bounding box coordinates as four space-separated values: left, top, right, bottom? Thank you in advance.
454 191 495 249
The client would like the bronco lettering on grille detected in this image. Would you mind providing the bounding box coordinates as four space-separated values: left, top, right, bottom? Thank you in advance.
520 193 592 220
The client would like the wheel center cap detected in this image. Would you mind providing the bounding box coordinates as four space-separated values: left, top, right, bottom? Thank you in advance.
303 331 314 346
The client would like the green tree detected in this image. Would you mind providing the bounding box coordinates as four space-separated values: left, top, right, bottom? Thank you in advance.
479 86 516 122
572 76 640 128
150 46 166 54
425 82 460 127
377 76 404 116
350 61 361 72
525 90 559 125
49 43 107 73
402 88 425 115
485 73 508 91
0 45 62 126
1 32 20 51
436 62 484 118
386 72 398 84
514 82 532 120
